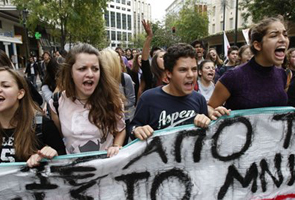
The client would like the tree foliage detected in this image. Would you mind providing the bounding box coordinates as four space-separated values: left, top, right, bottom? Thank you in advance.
159 0 208 45
240 0 295 23
12 0 108 49
151 20 181 49
150 0 208 49
130 33 146 49
67 1 108 49
174 0 209 43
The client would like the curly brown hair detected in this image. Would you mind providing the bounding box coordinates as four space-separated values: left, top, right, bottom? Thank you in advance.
286 48 295 70
57 43 123 139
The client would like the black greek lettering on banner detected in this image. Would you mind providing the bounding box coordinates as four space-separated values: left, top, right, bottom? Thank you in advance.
212 117 253 161
260 153 283 192
218 163 258 200
115 172 150 200
272 112 295 149
150 168 193 200
123 137 167 169
174 129 206 163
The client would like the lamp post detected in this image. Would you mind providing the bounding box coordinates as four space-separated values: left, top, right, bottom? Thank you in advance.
22 9 30 62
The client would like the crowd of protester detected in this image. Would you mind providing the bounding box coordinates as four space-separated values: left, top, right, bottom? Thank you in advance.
0 15 294 167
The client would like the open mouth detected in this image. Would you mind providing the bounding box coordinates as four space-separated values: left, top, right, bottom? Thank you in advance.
83 80 94 87
0 96 5 103
184 81 194 90
207 73 214 77
274 46 286 60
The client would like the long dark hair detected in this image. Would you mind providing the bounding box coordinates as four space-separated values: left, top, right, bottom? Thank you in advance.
206 48 223 66
125 48 133 60
151 51 165 86
132 53 141 73
42 58 59 91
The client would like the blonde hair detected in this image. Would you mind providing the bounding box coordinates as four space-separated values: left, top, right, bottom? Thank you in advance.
100 49 122 83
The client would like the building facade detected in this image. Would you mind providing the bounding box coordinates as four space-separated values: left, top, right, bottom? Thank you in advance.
104 0 133 48
206 0 295 51
166 0 185 16
0 0 25 68
132 0 151 37
104 0 151 48
165 0 249 52
166 0 208 15
0 0 61 67
205 0 252 53
208 0 250 35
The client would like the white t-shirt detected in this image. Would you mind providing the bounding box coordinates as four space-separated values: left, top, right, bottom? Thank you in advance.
50 92 125 154
30 63 35 75
197 80 215 102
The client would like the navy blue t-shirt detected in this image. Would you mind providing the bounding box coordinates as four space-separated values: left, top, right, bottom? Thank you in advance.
130 86 208 131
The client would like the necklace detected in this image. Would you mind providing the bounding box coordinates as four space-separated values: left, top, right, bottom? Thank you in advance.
75 97 88 105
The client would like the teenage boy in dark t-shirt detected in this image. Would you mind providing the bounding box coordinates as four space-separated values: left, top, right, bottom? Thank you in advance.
218 46 239 78
130 43 211 140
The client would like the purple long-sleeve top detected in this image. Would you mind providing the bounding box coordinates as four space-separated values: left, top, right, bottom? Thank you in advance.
219 57 288 110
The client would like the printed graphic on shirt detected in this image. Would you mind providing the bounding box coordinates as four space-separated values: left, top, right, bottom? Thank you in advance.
158 110 196 130
1 136 15 162
69 139 105 153
68 110 106 153
71 110 98 135
78 140 100 152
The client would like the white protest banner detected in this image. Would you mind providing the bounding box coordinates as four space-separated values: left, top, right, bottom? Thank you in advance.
0 107 295 200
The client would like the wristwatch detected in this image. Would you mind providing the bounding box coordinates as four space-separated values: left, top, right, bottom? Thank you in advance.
131 125 138 135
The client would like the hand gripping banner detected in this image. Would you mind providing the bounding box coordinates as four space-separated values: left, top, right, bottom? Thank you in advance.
1 107 295 200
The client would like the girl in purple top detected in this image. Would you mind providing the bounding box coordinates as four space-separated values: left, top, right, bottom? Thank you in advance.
208 16 289 119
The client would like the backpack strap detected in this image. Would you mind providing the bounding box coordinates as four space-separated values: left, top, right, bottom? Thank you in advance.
34 112 43 141
52 92 61 116
121 73 127 96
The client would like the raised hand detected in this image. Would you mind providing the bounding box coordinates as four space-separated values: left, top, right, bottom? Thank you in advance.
142 19 153 38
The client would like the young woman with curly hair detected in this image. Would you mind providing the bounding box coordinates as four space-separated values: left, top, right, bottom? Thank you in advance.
50 43 125 157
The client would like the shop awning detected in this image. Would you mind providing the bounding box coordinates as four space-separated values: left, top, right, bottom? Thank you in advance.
0 35 22 44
